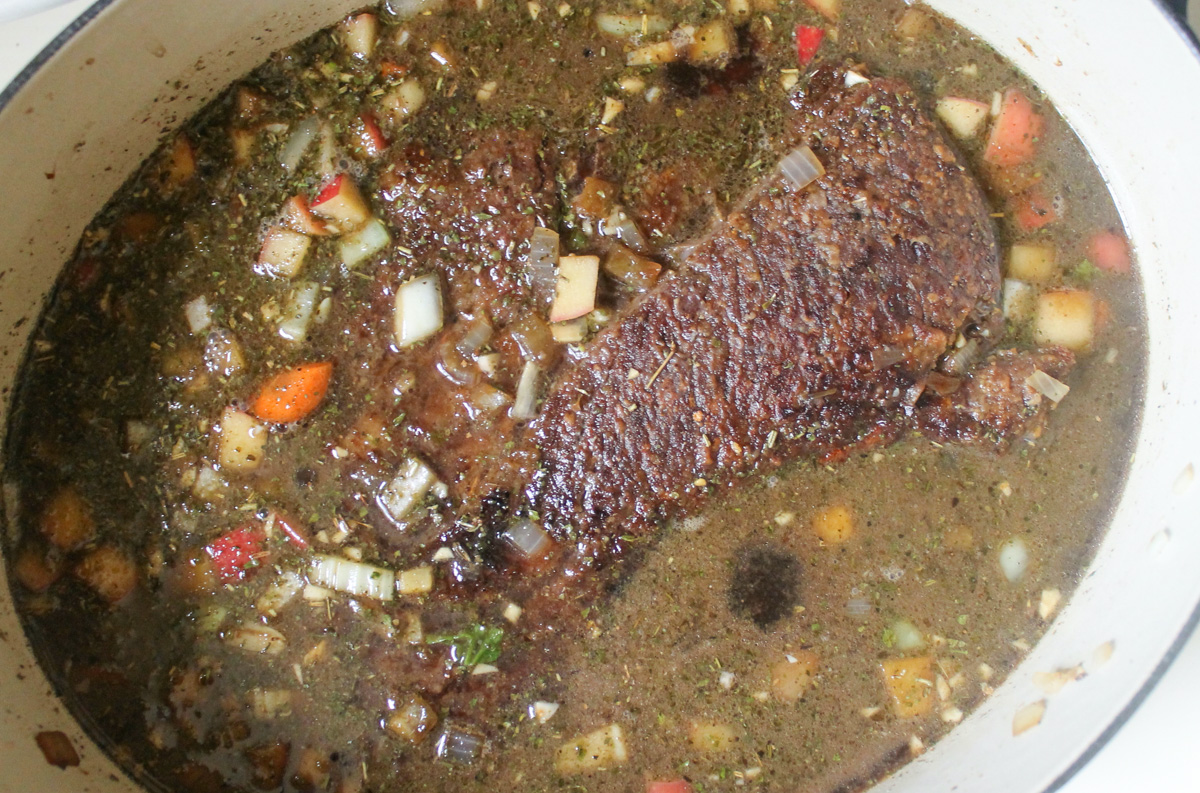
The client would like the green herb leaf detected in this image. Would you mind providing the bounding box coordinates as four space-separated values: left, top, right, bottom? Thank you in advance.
429 623 504 668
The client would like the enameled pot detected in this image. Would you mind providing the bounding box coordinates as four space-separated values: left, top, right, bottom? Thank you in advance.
0 1 1197 791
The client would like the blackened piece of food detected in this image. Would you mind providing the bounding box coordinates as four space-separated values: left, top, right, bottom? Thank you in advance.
528 67 1045 551
916 347 1075 445
728 544 803 629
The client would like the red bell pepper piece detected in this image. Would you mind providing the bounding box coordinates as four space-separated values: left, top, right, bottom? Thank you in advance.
204 525 266 583
795 25 825 66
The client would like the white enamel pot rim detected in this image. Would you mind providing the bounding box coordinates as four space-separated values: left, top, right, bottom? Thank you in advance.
0 1 1198 792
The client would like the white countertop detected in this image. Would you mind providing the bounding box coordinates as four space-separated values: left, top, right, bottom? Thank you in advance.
1 1 1198 791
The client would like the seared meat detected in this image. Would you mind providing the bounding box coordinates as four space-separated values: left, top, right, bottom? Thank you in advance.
524 67 1055 555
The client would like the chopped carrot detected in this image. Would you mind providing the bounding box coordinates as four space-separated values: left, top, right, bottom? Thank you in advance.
380 60 409 79
795 25 825 66
984 88 1044 169
647 781 694 793
1088 230 1131 274
250 362 334 423
1010 185 1058 232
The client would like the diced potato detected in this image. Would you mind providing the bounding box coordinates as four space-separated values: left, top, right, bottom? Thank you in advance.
160 134 196 191
340 12 378 60
626 40 678 67
1034 289 1095 352
203 329 246 378
595 12 670 37
811 504 854 544
770 650 820 702
257 226 312 278
604 245 661 292
1002 278 1037 323
429 40 455 69
688 722 740 753
74 546 138 604
802 0 840 21
13 545 63 592
39 486 95 550
218 407 268 473
935 97 990 140
689 19 733 65
550 255 600 323
385 695 438 743
727 0 751 17
230 126 257 164
555 723 628 774
1007 243 1058 284
381 79 426 125
879 656 936 718
600 96 624 126
397 565 434 596
895 7 933 39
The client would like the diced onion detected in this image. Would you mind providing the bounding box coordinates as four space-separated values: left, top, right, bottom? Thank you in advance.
456 316 494 358
435 725 486 764
503 519 552 559
277 281 321 342
377 457 445 524
595 12 670 37
339 217 391 267
280 117 318 172
891 619 926 651
255 571 305 617
227 623 288 655
530 701 560 723
845 70 870 87
393 273 444 347
845 597 871 616
309 554 395 600
600 207 648 252
511 361 541 421
1003 278 1037 323
998 537 1030 582
778 145 825 190
1026 369 1070 404
184 296 212 334
249 688 294 719
469 384 512 414
528 227 560 306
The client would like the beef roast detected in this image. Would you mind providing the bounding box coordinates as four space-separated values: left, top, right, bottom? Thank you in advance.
523 67 1066 557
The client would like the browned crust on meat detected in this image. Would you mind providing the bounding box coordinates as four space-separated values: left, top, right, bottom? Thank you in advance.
526 67 1001 549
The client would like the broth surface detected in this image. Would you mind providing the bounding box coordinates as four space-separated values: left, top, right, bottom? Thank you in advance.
3 1 1143 792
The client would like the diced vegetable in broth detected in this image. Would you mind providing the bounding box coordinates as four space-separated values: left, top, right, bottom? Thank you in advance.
1 0 1145 791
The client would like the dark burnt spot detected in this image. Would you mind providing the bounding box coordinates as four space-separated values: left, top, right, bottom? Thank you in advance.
727 543 801 628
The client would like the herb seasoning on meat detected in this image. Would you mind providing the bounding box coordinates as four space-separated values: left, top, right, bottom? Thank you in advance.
2 1 1144 792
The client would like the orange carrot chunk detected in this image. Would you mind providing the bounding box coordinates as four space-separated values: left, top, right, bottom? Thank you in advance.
1088 230 1132 274
250 362 333 423
984 88 1044 169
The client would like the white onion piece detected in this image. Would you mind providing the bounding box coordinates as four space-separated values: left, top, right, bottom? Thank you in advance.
530 701 560 723
339 217 391 267
279 117 318 172
249 689 294 719
277 281 321 342
393 274 444 347
595 12 670 37
185 296 212 334
845 597 871 616
844 70 870 87
511 361 541 421
255 570 305 617
456 317 494 357
600 207 648 252
470 384 511 413
227 623 287 655
891 619 926 651
503 519 552 559
1002 278 1037 323
378 457 446 524
1026 369 1070 404
528 227 560 306
999 537 1030 582
309 553 395 600
779 145 825 190
436 726 486 764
